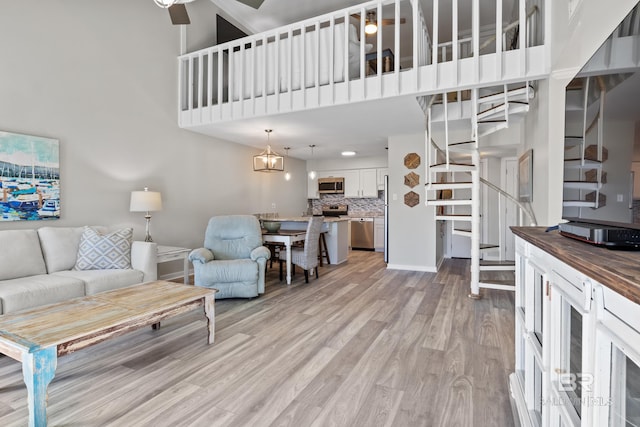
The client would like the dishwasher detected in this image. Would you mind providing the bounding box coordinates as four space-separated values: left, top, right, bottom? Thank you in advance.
350 218 374 250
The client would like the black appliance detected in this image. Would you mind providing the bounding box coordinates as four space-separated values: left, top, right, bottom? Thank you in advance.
559 218 640 249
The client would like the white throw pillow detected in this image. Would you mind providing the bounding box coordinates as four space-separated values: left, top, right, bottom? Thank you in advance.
74 227 133 271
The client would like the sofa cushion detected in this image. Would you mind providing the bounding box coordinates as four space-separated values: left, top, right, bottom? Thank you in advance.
52 269 143 295
74 227 133 270
0 274 85 314
0 230 47 280
37 226 85 273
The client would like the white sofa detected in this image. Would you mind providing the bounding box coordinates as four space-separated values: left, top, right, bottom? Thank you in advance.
0 226 157 315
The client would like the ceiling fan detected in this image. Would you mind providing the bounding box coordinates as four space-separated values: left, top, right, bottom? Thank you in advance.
154 0 192 25
352 11 406 35
155 0 266 25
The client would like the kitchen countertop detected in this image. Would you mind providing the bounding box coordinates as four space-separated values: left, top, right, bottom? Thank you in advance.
272 216 349 222
512 226 640 305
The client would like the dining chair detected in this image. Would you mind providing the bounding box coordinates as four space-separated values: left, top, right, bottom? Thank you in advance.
279 216 324 283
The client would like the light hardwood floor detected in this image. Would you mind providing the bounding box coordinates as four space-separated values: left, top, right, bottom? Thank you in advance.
0 252 516 426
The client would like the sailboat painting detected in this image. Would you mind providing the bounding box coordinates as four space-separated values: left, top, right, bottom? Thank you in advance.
0 131 60 221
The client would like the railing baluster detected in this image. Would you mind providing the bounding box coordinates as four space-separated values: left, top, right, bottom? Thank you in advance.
197 52 203 113
188 56 194 115
395 0 401 90
452 0 458 83
288 27 293 109
316 21 320 104
431 0 439 87
250 40 255 114
359 7 365 84
239 43 245 115
218 49 223 120
519 0 526 72
496 0 503 79
301 27 307 107
262 36 267 114
207 53 212 109
329 17 335 104
342 11 352 101
472 0 479 81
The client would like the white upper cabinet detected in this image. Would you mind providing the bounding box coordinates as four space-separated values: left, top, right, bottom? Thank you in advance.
342 170 360 198
343 169 377 198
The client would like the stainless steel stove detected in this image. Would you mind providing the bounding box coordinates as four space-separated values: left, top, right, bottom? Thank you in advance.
321 204 348 217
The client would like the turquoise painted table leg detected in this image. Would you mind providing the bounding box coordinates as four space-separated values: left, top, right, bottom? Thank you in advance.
22 347 57 427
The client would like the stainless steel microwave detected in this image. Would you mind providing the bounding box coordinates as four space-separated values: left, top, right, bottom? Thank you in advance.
318 177 344 194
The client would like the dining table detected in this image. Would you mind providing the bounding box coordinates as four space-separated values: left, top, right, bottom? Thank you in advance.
262 229 306 285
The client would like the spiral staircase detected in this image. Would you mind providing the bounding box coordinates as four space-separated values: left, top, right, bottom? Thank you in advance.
424 84 536 298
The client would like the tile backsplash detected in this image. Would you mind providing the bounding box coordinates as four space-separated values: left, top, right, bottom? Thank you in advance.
311 192 385 217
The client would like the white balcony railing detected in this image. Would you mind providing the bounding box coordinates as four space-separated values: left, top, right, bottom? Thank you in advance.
178 0 545 125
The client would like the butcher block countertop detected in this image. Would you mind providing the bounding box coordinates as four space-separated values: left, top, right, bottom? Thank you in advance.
512 226 640 305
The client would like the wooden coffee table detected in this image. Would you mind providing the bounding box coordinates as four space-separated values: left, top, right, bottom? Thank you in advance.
0 280 217 427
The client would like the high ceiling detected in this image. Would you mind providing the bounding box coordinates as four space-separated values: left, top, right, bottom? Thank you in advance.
200 0 520 160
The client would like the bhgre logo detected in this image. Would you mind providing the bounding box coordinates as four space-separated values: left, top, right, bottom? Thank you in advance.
558 373 594 393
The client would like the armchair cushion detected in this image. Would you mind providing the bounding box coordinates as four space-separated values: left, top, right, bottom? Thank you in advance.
196 259 258 284
204 215 263 260
189 248 215 264
251 246 271 261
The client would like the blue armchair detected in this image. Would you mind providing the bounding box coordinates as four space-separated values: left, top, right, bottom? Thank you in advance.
189 215 270 299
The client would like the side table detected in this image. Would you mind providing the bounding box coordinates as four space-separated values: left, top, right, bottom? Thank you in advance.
157 245 191 284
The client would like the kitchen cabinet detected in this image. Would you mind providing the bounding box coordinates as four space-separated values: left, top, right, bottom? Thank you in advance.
374 217 384 252
344 169 378 198
511 228 640 427
377 168 388 190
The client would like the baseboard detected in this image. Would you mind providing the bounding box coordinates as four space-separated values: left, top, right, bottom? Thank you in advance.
385 263 438 273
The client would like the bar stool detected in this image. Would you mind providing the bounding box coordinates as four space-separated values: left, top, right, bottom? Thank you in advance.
318 232 330 266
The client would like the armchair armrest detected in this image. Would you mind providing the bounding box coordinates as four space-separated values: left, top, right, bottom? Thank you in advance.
251 246 271 261
131 241 158 282
189 248 215 264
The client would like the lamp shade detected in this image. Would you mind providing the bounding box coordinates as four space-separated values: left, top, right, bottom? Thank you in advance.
130 188 163 212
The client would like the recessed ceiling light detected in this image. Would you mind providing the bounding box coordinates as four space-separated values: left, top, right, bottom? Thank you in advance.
341 151 356 156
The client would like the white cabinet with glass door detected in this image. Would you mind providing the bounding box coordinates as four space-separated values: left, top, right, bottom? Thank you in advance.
591 283 640 427
512 233 640 427
511 238 552 427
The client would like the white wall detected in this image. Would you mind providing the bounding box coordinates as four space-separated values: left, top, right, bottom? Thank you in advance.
0 0 308 276
387 133 439 271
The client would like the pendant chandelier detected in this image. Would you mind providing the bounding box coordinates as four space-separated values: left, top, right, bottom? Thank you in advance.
308 144 317 180
253 129 284 173
283 147 292 181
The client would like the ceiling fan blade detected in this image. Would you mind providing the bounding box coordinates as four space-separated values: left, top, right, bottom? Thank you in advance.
169 4 190 25
236 0 266 9
380 18 406 25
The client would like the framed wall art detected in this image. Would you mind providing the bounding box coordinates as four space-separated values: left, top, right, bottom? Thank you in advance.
518 149 533 203
0 131 60 221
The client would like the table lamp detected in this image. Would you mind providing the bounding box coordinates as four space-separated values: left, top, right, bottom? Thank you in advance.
130 187 163 242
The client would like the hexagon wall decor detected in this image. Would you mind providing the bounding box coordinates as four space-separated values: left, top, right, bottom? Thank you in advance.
404 191 420 207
